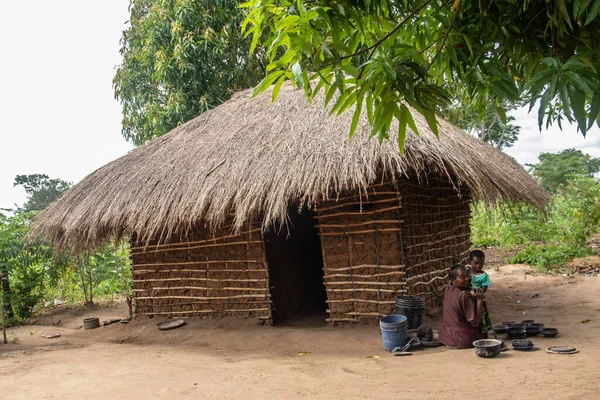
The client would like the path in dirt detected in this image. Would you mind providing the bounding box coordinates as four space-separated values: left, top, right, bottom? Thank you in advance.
1 265 599 400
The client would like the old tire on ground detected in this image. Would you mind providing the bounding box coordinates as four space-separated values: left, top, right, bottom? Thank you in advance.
83 317 100 330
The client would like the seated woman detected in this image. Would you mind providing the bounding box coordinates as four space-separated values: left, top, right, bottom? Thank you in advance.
438 265 485 349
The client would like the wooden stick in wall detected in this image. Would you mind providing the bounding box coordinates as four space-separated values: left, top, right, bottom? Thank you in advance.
135 240 263 255
323 264 404 272
325 281 407 286
136 286 269 292
135 296 272 301
323 271 405 279
317 197 400 212
320 191 399 203
318 227 400 236
326 299 395 304
133 268 267 275
130 228 262 252
259 228 274 323
133 260 262 268
132 278 268 283
315 205 402 220
315 219 402 228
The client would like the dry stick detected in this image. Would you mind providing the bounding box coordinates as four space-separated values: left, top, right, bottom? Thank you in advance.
259 229 274 323
135 295 271 301
317 207 333 320
243 221 251 319
323 271 405 279
327 311 382 317
374 205 382 317
315 219 402 228
327 299 395 304
135 240 263 255
317 197 400 212
134 286 269 292
133 260 261 268
139 301 271 307
324 264 404 272
187 242 195 316
129 228 261 252
314 205 401 220
347 234 357 322
322 191 398 203
318 227 400 236
326 318 358 323
132 278 267 283
134 268 266 274
327 288 398 293
395 179 410 297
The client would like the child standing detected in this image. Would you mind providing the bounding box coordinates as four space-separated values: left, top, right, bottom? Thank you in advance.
468 250 493 337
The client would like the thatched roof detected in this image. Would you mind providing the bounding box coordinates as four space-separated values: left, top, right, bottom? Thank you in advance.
32 83 547 252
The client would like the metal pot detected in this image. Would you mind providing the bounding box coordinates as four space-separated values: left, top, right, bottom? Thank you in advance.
473 339 503 358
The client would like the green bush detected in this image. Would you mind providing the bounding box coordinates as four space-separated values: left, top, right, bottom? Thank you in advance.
511 244 594 271
471 176 600 270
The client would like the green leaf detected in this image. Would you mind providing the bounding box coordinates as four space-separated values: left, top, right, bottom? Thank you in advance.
366 94 374 125
302 70 312 101
422 110 439 137
349 97 363 139
330 89 353 115
585 0 600 25
335 68 345 92
291 62 303 88
557 0 574 29
324 84 337 107
569 88 588 136
394 104 408 154
251 71 285 98
272 75 285 102
564 71 593 93
589 93 600 129
402 104 419 135
538 90 552 130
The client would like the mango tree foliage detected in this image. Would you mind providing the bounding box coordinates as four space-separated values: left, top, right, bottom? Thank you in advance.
114 0 267 145
243 0 600 150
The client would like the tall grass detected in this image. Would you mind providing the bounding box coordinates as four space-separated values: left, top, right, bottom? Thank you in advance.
471 176 600 270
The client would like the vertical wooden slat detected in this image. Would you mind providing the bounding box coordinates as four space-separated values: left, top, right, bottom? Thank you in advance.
259 228 274 324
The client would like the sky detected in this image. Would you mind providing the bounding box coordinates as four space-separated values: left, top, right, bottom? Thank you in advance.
0 1 599 211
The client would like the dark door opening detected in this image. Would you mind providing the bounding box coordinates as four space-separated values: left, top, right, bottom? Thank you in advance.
264 206 327 326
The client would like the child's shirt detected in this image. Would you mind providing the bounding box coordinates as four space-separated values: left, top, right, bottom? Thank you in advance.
471 271 491 289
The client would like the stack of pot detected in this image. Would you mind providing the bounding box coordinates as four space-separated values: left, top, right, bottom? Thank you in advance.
395 296 425 330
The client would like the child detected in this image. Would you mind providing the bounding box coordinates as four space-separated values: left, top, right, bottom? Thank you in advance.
468 250 493 337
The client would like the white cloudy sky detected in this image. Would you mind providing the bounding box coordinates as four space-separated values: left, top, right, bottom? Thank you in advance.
1 1 599 211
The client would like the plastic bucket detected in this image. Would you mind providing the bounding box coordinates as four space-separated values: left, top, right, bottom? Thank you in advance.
379 314 408 351
395 296 424 329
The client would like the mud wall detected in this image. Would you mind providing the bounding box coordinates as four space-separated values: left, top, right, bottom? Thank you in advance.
400 175 471 305
317 180 406 323
131 218 272 321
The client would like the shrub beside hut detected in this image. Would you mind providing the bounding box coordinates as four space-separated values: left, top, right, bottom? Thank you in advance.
32 83 547 324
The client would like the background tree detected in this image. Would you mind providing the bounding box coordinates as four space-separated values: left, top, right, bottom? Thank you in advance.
442 100 520 149
244 0 600 150
114 0 267 145
527 148 600 191
14 174 71 212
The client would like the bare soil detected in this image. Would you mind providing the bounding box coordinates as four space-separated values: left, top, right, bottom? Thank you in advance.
1 264 599 400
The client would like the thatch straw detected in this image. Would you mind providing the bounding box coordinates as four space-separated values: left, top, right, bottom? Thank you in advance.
31 82 547 252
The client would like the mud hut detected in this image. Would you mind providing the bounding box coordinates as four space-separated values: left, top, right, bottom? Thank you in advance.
32 83 547 324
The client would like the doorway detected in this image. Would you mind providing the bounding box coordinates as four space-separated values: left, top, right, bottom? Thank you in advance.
264 206 327 326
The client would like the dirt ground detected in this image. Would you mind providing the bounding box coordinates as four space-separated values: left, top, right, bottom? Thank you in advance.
1 264 599 400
